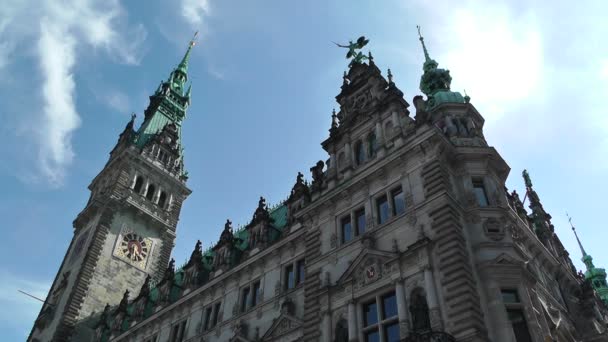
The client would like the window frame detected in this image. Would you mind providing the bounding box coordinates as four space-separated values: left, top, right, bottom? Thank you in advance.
283 258 305 291
500 288 533 342
341 215 353 244
376 195 390 225
390 187 406 216
169 318 187 342
472 178 489 207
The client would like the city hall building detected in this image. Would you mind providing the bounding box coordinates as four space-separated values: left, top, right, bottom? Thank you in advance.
29 34 608 342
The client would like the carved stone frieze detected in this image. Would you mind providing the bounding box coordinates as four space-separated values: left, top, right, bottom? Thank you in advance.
483 217 505 241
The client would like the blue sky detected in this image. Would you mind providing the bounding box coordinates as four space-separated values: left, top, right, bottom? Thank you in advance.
1 0 607 340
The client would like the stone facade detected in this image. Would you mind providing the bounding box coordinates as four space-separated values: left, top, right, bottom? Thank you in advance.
30 37 608 342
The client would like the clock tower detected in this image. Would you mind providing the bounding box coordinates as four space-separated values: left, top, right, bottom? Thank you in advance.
28 40 196 342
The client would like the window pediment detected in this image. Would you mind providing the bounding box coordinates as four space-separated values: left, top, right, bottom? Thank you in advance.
336 247 398 289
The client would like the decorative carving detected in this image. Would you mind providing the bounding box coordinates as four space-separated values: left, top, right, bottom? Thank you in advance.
483 217 505 241
330 233 337 249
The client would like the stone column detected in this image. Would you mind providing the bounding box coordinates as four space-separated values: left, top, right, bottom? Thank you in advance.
395 280 410 337
424 267 442 329
375 121 386 158
392 111 404 146
344 142 352 166
348 301 357 342
142 179 150 196
322 311 332 342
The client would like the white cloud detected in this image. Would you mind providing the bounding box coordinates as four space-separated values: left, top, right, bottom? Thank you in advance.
441 6 544 121
103 90 131 114
37 18 80 185
181 0 210 28
0 0 146 186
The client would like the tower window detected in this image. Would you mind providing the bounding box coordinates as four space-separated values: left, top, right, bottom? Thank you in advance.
355 208 366 235
252 281 261 307
355 141 365 166
341 215 353 243
145 184 156 201
158 191 167 208
376 195 389 225
240 286 250 313
133 176 144 193
472 178 489 207
211 302 221 328
368 132 377 158
285 264 295 290
203 306 212 330
501 289 532 342
391 187 406 216
169 319 187 342
296 259 305 285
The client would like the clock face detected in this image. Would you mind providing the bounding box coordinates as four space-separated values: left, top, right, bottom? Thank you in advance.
114 231 153 269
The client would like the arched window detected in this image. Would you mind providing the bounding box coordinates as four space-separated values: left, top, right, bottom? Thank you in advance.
409 288 431 332
145 184 156 201
355 141 365 166
367 132 377 158
133 176 144 193
158 191 167 208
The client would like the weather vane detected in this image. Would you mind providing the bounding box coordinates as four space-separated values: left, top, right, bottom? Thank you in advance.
333 36 370 67
190 31 199 47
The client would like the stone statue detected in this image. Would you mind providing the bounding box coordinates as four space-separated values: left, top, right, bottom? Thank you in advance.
410 291 431 332
310 160 325 191
334 319 348 342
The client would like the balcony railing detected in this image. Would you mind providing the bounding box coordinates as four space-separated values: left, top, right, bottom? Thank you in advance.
402 331 456 342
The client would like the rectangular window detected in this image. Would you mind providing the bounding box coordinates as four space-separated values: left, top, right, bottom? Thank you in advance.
376 195 389 225
296 259 305 285
355 208 366 235
391 187 406 216
203 306 212 330
472 179 489 207
252 281 261 307
285 264 295 290
341 215 352 243
240 286 250 312
501 289 520 304
211 302 221 327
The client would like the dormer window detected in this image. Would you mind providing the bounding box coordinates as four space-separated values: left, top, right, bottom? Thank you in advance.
146 184 156 201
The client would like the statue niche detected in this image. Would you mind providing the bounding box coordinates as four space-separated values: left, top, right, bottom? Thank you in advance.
409 288 431 332
334 319 348 342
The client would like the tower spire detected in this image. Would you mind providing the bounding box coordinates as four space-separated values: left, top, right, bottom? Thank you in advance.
177 31 198 75
568 213 588 257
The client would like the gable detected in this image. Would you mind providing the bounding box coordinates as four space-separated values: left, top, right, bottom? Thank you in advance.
262 313 302 341
337 247 399 288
